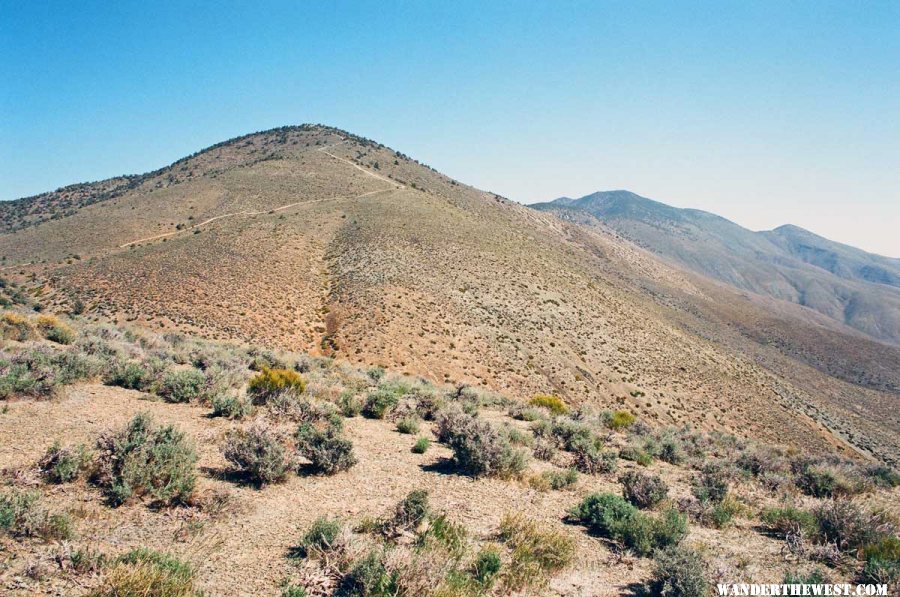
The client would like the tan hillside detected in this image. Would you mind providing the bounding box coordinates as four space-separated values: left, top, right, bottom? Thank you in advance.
1 125 898 466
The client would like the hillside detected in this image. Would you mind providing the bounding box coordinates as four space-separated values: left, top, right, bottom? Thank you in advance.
530 191 900 345
1 312 898 595
1 125 898 469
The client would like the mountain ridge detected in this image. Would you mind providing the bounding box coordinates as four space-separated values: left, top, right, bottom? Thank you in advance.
531 190 900 344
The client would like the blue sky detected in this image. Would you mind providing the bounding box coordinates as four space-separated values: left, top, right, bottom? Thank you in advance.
2 1 898 255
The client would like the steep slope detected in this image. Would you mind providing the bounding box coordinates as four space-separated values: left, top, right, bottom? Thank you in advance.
531 191 900 344
1 126 897 464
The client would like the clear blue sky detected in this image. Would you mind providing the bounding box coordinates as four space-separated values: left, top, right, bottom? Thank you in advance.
2 1 898 256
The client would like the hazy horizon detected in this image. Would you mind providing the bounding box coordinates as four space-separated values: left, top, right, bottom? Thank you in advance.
2 2 898 256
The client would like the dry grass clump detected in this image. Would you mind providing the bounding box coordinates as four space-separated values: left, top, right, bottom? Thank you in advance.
91 548 194 597
35 314 76 345
1 311 37 341
498 512 575 591
93 413 198 506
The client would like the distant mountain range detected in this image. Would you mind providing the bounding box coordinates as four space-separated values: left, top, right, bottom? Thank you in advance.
531 191 900 345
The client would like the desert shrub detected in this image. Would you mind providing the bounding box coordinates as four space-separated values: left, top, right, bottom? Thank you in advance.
412 437 430 454
295 422 357 475
389 490 430 532
103 359 154 391
339 549 399 596
248 367 306 404
704 495 743 529
413 388 445 421
538 468 578 491
620 470 669 508
504 426 531 447
509 404 545 422
571 438 618 474
658 437 686 465
620 445 654 467
0 489 73 539
865 465 900 489
569 493 687 556
783 569 827 584
0 346 100 399
94 548 194 597
761 506 818 538
1 311 36 341
158 368 206 403
339 391 363 417
860 536 900 585
813 499 887 553
692 466 729 504
222 421 292 485
650 545 709 597
533 417 597 452
603 409 636 431
472 548 503 589
269 392 340 425
528 394 568 415
499 513 575 591
35 315 76 345
94 413 198 505
532 439 555 461
439 411 528 478
363 388 399 419
396 416 420 435
38 441 91 483
282 584 308 597
211 394 253 419
793 458 868 498
301 517 343 556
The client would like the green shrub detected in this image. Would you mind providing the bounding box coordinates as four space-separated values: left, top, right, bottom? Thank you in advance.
301 517 343 555
438 411 528 478
338 391 363 417
528 394 569 415
396 416 420 435
658 437 685 465
650 545 709 597
339 549 398 596
94 413 198 505
620 470 668 509
603 410 636 431
363 388 399 419
813 499 884 553
865 465 900 489
761 506 817 538
0 347 76 399
104 359 153 391
159 368 207 403
38 441 91 483
0 489 73 539
543 468 579 490
222 421 292 485
281 584 308 597
295 422 357 474
533 417 596 452
499 513 575 591
472 548 502 589
211 394 253 419
389 489 430 532
248 368 306 403
412 437 430 454
692 466 729 504
783 569 827 584
94 548 194 597
509 405 544 422
861 536 900 585
569 493 687 556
